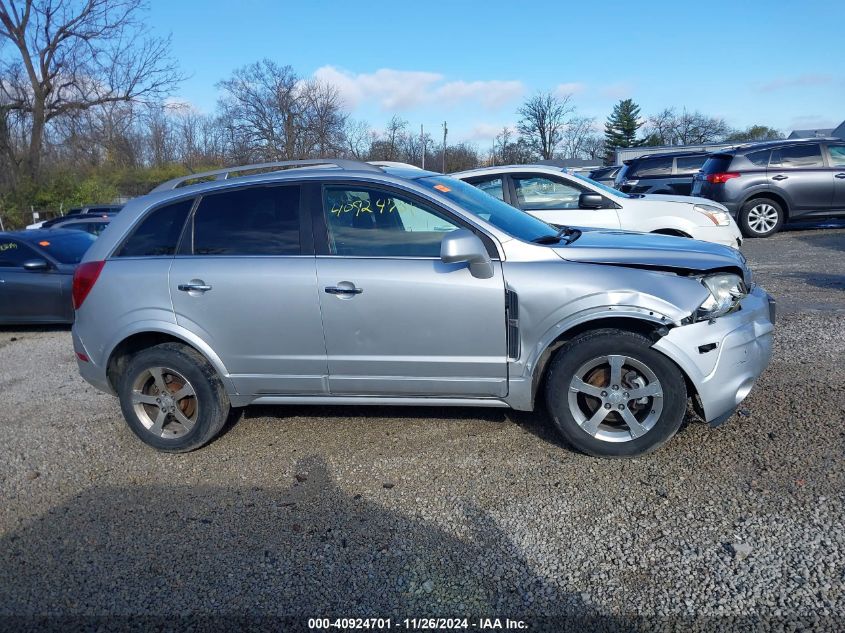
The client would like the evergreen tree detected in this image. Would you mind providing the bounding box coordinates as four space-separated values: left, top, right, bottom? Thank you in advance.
604 99 642 163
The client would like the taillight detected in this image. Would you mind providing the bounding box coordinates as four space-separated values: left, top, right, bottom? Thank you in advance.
72 260 105 310
705 172 741 184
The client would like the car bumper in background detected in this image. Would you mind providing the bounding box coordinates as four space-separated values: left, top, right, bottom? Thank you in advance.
652 286 775 425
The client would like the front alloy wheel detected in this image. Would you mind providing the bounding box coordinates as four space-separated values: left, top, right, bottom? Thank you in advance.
545 329 688 457
568 354 663 443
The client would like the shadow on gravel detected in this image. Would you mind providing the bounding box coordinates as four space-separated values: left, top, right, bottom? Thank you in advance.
784 272 845 291
0 457 631 631
791 228 845 253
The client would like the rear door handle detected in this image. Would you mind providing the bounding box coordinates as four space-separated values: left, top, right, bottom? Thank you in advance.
772 174 788 181
178 282 212 293
325 286 363 295
835 173 845 179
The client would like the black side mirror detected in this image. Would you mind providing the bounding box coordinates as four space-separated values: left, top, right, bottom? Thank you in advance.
579 193 605 209
22 258 50 271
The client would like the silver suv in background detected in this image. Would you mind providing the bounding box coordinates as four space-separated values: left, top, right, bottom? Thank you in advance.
72 160 775 457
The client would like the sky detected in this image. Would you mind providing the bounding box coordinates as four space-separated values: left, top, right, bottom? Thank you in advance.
145 0 844 147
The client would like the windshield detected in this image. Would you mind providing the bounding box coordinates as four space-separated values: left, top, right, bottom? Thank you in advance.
419 175 559 243
569 171 633 198
29 232 97 264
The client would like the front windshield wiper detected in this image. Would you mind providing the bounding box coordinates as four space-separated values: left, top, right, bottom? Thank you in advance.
531 225 581 245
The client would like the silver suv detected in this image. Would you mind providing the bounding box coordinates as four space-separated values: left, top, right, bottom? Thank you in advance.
72 160 775 457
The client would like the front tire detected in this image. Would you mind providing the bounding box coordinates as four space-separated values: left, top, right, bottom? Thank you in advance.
739 198 784 238
545 329 688 457
118 343 230 452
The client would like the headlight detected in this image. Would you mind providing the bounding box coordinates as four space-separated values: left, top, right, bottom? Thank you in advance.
694 204 731 226
696 273 746 320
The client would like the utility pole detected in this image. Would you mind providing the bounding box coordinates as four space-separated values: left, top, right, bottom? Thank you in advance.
420 124 426 170
441 121 448 173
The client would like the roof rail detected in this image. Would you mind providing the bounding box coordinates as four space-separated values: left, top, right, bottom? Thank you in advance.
151 159 383 192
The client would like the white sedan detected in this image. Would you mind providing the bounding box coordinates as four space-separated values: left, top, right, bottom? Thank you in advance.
451 165 743 249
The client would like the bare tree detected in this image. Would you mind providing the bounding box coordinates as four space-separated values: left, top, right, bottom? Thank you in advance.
0 0 182 181
517 91 575 160
368 115 407 161
559 116 597 159
343 118 373 160
642 107 730 146
216 59 347 162
493 126 535 165
642 108 678 145
298 79 346 158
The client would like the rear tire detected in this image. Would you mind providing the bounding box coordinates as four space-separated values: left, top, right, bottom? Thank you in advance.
118 343 230 452
544 329 688 457
739 198 784 238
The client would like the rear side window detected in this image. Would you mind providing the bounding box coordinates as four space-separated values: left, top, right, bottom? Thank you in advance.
700 155 733 174
191 186 301 256
827 145 845 167
630 157 672 177
746 150 771 167
770 144 823 168
675 155 707 174
116 199 193 257
467 177 506 201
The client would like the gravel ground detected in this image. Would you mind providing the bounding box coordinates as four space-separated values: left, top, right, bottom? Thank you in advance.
1 224 843 631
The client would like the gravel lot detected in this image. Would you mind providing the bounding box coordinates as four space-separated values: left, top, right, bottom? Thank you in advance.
1 223 843 631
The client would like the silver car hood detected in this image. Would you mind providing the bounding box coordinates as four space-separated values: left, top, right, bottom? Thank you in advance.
552 229 748 278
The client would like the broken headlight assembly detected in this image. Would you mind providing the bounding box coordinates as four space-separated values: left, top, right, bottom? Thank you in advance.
696 272 747 320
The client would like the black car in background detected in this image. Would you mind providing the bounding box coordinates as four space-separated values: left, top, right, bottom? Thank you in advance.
692 139 845 237
588 165 622 187
615 151 711 196
34 204 123 229
0 229 97 324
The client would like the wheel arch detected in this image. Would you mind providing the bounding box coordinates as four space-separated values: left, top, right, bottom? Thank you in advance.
527 316 698 411
105 327 235 396
651 228 692 238
741 190 790 220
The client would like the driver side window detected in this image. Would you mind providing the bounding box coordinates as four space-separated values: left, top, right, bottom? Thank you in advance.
323 186 460 257
512 176 585 210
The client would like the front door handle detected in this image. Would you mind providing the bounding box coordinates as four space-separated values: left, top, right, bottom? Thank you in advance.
178 281 212 293
772 174 788 181
325 285 363 295
835 173 845 179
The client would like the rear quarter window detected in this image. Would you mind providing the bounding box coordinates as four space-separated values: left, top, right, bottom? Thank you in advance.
700 155 734 174
115 198 194 257
746 150 771 167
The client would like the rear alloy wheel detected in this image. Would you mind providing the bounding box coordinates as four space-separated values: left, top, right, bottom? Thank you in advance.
545 329 688 457
739 199 783 238
118 343 230 452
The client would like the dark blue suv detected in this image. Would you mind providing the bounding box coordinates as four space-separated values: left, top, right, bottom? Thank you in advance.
692 139 845 237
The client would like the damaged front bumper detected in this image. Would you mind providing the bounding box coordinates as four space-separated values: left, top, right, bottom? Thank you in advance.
652 286 775 426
